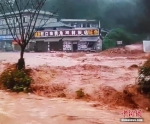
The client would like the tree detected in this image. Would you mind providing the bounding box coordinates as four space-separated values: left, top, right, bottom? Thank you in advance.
102 28 135 50
0 0 54 70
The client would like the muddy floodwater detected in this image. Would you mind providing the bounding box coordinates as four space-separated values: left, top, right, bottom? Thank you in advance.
0 91 149 124
0 47 150 124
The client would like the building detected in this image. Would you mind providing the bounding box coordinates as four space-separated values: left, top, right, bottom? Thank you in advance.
31 21 74 52
31 19 102 52
60 19 100 28
32 19 102 52
33 28 102 52
0 12 102 52
0 10 58 51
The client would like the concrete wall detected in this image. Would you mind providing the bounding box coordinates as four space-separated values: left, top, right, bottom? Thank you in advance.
143 40 149 52
96 38 102 51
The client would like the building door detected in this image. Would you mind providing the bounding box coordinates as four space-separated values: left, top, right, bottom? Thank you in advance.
50 41 63 51
72 42 78 52
35 41 48 52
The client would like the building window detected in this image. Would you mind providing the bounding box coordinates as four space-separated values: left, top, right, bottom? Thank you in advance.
76 24 81 28
24 28 27 33
23 17 25 23
0 20 2 25
87 24 90 27
15 17 20 23
23 16 27 23
91 24 98 28
1 19 5 25
16 28 20 34
0 30 2 35
71 24 74 27
8 18 13 24
73 24 76 27
7 29 10 35
83 24 86 27
2 29 6 35
12 29 16 34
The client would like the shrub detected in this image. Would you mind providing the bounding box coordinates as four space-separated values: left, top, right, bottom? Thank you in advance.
102 37 116 50
0 66 32 92
138 59 150 94
76 89 85 98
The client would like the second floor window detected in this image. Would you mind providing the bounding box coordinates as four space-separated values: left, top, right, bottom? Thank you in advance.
23 16 28 23
0 30 2 35
87 24 90 27
89 24 98 28
2 29 6 35
83 24 86 27
1 19 5 25
16 29 20 34
76 24 81 28
24 28 27 33
7 29 10 35
8 18 12 24
15 17 20 23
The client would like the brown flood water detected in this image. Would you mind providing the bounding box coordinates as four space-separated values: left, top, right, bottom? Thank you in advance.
0 47 150 124
0 91 149 124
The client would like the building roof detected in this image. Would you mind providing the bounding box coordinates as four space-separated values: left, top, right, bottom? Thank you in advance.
43 22 73 28
80 37 99 42
0 10 58 17
60 19 97 22
0 21 71 30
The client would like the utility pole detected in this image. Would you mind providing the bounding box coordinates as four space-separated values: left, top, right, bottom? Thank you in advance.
98 20 102 40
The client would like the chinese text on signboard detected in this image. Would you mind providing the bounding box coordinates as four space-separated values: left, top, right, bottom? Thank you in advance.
35 29 99 38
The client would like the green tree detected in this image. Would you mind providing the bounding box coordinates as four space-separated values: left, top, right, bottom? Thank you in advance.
102 28 135 50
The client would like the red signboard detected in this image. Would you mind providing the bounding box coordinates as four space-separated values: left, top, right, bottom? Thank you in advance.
35 29 99 38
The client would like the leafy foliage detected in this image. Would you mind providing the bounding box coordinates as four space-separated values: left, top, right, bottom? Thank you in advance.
138 59 150 94
102 38 116 50
102 28 135 50
0 65 32 92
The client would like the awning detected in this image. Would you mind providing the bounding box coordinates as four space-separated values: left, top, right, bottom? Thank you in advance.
63 37 81 41
32 38 62 42
80 37 99 42
44 38 62 42
33 39 45 41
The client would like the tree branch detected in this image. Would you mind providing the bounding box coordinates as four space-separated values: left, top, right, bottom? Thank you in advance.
0 1 21 46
